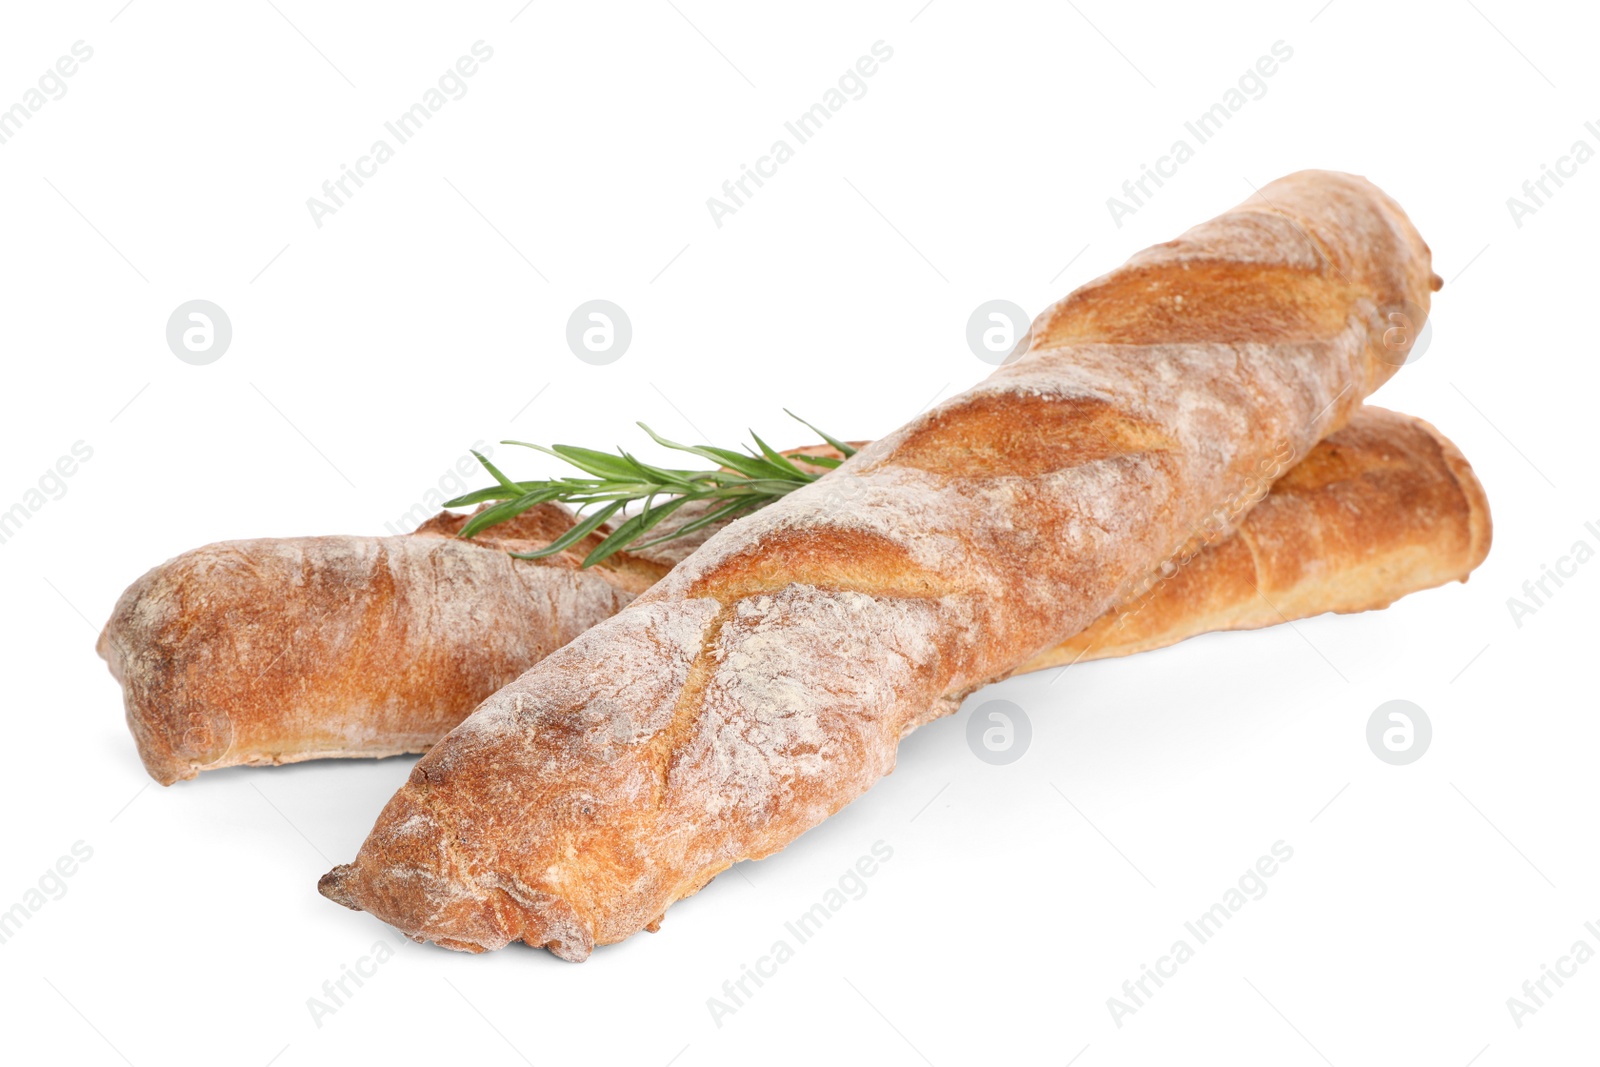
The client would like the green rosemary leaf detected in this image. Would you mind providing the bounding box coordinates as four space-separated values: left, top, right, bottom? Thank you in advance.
618 451 697 491
749 431 816 481
500 441 650 487
783 410 857 458
448 417 843 565
544 444 645 481
786 452 842 469
444 481 546 508
456 486 568 539
578 494 701 567
508 501 624 560
635 424 776 480
472 449 523 494
722 478 814 496
627 497 756 551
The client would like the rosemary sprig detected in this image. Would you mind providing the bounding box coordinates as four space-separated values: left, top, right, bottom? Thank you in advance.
443 410 856 567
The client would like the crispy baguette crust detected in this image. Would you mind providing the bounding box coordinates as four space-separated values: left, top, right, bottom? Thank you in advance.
1021 406 1490 667
102 408 1485 784
320 171 1441 960
97 507 667 784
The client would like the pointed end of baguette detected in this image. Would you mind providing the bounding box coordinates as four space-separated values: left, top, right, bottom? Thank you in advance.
318 783 598 962
317 865 360 909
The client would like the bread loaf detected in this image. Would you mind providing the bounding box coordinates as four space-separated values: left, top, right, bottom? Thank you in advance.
102 405 1483 783
319 171 1442 959
100 405 1486 783
1030 406 1489 668
98 507 662 784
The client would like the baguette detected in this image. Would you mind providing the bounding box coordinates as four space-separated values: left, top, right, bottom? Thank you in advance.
98 508 661 784
101 406 1486 784
320 170 1442 959
1031 405 1490 668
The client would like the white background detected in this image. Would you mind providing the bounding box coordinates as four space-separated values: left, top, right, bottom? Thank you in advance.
1 1 1595 1064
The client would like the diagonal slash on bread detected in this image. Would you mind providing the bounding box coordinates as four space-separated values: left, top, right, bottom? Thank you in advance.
100 405 1487 784
318 170 1448 959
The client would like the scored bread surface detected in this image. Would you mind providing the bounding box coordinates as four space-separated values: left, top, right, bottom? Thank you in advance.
102 406 1486 784
320 171 1442 960
97 506 659 784
1028 405 1489 666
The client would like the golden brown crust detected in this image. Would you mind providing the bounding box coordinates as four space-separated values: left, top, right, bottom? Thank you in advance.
320 171 1443 960
103 409 1486 786
1020 406 1492 668
97 505 665 784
